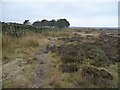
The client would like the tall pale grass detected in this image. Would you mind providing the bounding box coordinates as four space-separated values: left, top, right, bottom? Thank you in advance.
2 35 16 53
20 35 39 48
18 32 44 48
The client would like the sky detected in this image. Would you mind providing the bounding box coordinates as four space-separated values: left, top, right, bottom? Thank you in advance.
1 0 119 27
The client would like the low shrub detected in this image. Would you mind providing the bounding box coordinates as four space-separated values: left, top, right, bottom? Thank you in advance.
81 66 113 87
61 55 81 63
60 63 79 73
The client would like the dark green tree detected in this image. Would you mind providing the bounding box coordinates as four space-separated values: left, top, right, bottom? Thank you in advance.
32 20 41 27
23 20 29 25
41 19 48 26
48 19 56 28
56 19 70 28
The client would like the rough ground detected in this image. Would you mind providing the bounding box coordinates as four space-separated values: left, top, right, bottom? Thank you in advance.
32 51 48 88
2 49 50 88
2 29 119 88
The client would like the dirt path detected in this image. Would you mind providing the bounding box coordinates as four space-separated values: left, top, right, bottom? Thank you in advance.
32 50 48 88
2 49 49 88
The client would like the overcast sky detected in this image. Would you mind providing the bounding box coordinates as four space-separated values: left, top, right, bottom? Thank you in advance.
2 0 119 27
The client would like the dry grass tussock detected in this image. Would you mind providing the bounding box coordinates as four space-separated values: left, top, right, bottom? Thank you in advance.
19 32 49 48
20 35 39 48
2 35 16 53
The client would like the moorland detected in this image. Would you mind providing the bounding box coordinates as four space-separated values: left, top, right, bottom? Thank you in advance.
1 21 119 88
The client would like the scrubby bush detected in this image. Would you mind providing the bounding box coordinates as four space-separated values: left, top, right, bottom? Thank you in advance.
60 63 79 73
81 66 113 87
95 33 119 63
82 66 113 80
61 55 81 63
54 44 82 73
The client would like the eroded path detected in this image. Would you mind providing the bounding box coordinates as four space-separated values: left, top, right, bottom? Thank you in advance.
32 50 49 88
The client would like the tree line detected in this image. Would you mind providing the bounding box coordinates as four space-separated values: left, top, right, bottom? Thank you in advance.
1 18 70 37
24 18 70 28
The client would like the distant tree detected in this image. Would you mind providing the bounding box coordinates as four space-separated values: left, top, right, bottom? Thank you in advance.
23 20 30 25
56 19 70 28
63 19 70 27
41 19 48 26
47 20 52 28
32 20 41 27
48 19 56 28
